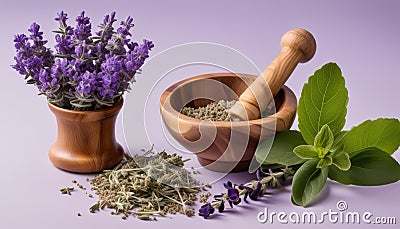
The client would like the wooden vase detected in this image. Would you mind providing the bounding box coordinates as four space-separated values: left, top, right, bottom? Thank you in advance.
48 99 124 173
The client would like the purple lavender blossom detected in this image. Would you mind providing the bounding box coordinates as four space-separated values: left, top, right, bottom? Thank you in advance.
239 182 262 202
76 71 97 95
125 39 154 72
223 181 241 208
51 58 68 77
54 11 74 55
13 34 29 50
97 72 120 99
12 11 153 110
24 56 43 76
12 34 32 75
28 23 45 48
104 16 136 55
102 54 122 73
198 204 215 219
117 16 134 37
97 12 116 40
38 69 58 91
55 11 73 35
55 34 74 55
72 42 92 61
73 11 92 41
116 16 134 45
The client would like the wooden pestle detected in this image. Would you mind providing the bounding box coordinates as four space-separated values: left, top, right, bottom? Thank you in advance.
229 28 316 121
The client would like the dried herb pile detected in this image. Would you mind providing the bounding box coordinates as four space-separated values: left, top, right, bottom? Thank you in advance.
88 148 204 220
181 100 236 121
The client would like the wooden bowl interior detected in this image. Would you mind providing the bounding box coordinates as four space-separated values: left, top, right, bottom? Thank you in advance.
168 73 280 117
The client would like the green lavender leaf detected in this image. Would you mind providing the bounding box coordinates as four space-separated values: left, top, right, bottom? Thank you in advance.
293 145 318 159
298 63 348 145
256 131 307 166
342 118 400 156
292 159 329 207
328 148 400 186
332 151 351 171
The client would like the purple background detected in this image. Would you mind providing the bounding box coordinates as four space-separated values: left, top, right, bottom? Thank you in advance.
1 0 399 228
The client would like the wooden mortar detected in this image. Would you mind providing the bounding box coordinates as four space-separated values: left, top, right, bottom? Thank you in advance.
160 73 297 172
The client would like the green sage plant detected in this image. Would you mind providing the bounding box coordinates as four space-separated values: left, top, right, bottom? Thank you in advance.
256 62 400 207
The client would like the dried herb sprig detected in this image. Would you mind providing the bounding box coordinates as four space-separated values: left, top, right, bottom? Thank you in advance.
89 147 203 220
199 166 296 219
60 187 74 195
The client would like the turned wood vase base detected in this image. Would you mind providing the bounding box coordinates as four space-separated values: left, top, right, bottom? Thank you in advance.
48 99 124 173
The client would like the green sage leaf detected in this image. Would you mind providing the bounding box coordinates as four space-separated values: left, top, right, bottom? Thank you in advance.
332 151 351 171
298 62 348 145
331 131 347 152
293 145 318 159
292 159 329 207
343 118 400 156
256 131 307 166
314 124 334 153
328 148 400 186
317 156 333 168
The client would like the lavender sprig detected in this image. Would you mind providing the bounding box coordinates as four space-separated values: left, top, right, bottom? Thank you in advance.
11 11 153 110
198 167 296 219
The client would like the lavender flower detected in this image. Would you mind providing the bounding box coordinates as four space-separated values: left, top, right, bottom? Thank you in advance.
76 71 97 95
239 181 262 202
26 57 44 77
125 39 154 72
28 23 45 48
117 16 134 45
73 11 92 41
198 204 215 219
97 72 120 99
55 11 69 29
72 41 92 61
13 34 29 50
38 69 58 91
12 11 153 110
51 58 68 78
97 12 117 41
55 34 74 55
199 167 296 220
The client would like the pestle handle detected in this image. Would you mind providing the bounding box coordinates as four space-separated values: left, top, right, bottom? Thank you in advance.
229 28 316 121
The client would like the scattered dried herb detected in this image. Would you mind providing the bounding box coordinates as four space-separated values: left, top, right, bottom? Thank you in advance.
60 187 74 195
88 147 204 220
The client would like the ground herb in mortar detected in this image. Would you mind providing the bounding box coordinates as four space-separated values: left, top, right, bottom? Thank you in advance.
88 147 204 220
181 100 236 121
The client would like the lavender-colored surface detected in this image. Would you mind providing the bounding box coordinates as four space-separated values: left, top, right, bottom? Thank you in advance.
1 0 399 228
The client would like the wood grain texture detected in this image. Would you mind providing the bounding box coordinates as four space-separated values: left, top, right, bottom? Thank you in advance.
160 73 297 172
229 28 316 121
48 99 124 173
